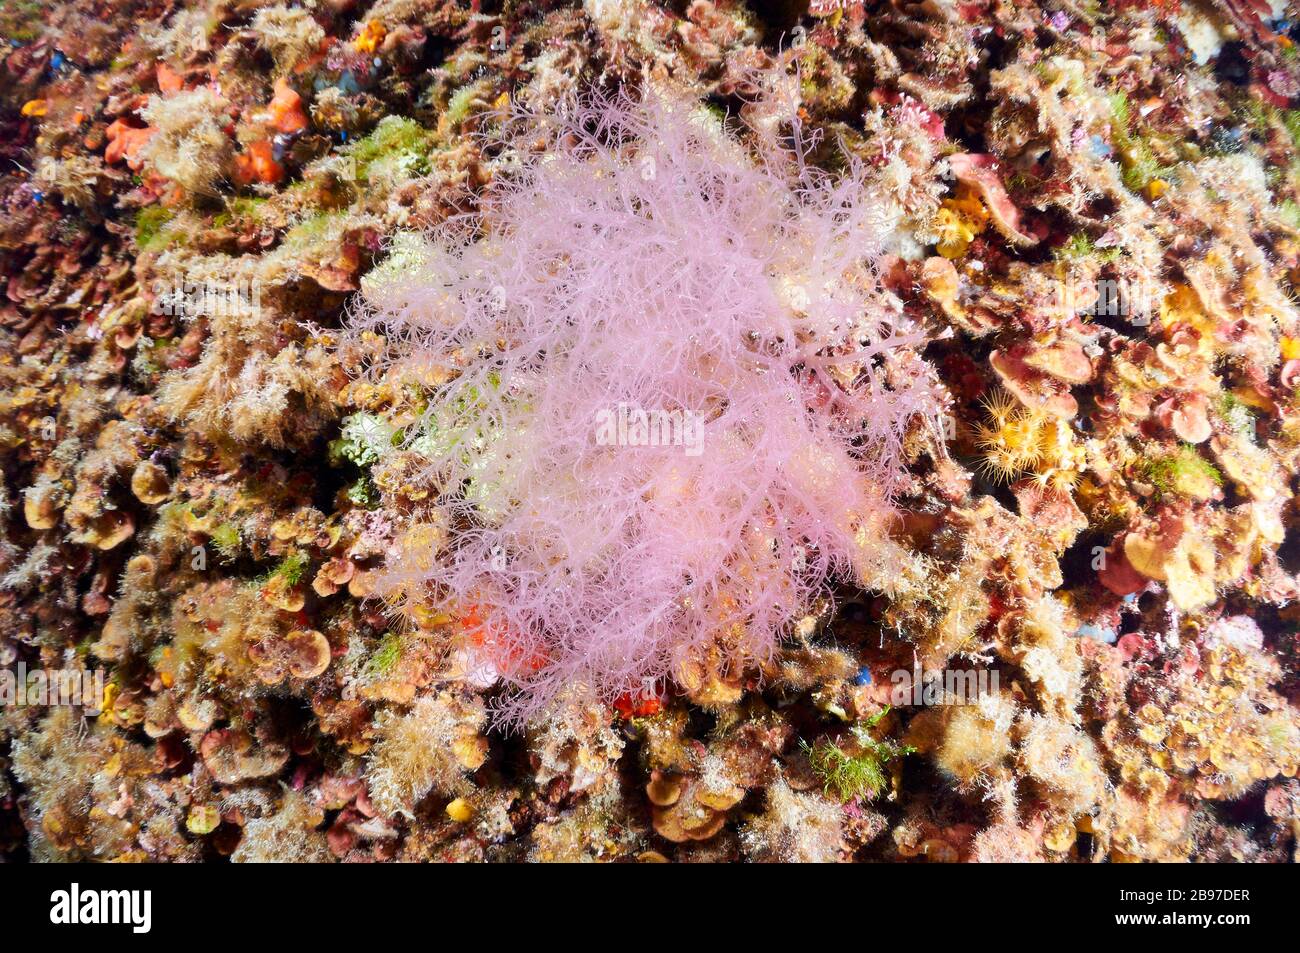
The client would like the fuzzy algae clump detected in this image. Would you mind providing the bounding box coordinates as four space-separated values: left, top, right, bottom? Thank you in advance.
348 84 941 723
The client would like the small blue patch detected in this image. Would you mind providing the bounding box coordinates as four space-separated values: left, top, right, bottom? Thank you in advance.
1074 623 1117 644
272 133 293 163
336 72 361 95
853 667 872 686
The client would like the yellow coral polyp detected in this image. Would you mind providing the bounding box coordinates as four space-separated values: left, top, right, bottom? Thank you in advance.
934 185 989 259
972 390 1062 483
933 207 973 259
445 797 474 822
354 20 386 54
97 682 121 726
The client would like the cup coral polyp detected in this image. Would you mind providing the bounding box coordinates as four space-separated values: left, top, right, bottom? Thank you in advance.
349 83 941 721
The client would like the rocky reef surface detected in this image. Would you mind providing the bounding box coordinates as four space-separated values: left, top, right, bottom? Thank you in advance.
2 0 1300 862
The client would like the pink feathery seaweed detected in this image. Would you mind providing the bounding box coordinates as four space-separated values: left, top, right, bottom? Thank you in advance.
348 82 942 724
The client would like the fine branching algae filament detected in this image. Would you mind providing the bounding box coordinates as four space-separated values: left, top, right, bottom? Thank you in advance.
348 79 940 722
803 707 915 803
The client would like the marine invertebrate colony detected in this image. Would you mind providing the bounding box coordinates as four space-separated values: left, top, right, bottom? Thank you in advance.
9 0 1300 870
351 84 940 721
